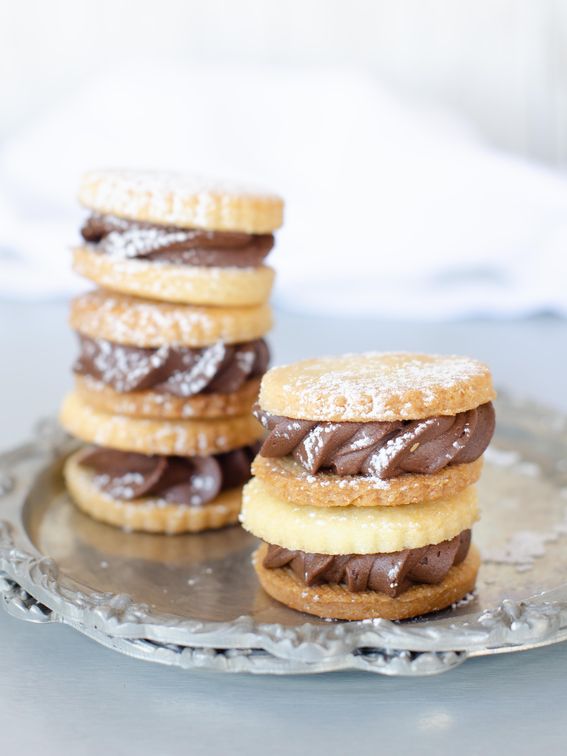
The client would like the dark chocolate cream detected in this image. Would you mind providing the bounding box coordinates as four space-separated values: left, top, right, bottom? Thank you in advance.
74 335 270 395
263 530 471 597
254 403 495 479
77 443 259 505
81 213 274 267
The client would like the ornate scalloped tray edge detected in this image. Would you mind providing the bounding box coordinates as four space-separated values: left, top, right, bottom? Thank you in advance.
1 395 567 676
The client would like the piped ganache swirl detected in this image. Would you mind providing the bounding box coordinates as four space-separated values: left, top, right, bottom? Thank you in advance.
255 403 495 479
74 336 270 396
263 530 471 597
81 214 274 267
77 443 259 506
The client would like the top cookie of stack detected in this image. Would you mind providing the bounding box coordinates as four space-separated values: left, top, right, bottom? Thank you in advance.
74 169 283 306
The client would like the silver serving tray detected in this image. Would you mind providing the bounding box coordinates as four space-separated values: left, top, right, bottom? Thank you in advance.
1 395 567 676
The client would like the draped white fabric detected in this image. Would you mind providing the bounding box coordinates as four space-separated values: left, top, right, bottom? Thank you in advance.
1 62 566 317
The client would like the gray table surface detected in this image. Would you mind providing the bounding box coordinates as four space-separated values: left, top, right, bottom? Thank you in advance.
1 301 566 756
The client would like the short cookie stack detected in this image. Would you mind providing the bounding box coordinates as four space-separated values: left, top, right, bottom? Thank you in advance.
60 169 283 534
241 353 495 620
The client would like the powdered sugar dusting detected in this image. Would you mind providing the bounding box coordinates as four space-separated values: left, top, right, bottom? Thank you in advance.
78 170 283 232
104 225 196 259
298 424 342 470
261 352 494 421
71 290 271 347
366 420 437 476
483 508 567 572
81 170 281 202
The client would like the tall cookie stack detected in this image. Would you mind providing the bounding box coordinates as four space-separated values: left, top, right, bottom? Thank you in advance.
60 170 283 534
241 353 495 620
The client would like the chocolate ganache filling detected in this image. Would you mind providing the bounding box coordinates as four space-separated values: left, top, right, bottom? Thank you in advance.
74 336 270 395
78 444 259 505
81 213 274 267
254 402 495 479
264 530 471 597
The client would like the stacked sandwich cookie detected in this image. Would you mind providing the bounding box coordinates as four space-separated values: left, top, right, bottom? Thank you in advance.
60 170 283 534
241 353 495 620
73 169 280 306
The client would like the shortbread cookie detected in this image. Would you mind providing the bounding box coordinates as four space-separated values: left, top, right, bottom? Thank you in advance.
253 542 480 620
79 170 284 233
252 455 483 508
70 289 273 348
60 392 262 455
259 352 495 422
65 451 241 533
73 246 275 307
240 478 479 554
75 375 262 419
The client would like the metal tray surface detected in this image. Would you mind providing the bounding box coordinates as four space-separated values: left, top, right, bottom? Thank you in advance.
1 394 567 675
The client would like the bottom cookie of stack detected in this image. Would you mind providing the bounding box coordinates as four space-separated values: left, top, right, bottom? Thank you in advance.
241 478 480 620
61 392 262 534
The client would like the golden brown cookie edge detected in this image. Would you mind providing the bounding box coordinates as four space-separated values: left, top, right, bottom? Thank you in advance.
259 353 495 421
78 170 284 233
60 391 263 456
73 246 275 307
75 375 261 420
69 289 273 348
252 455 483 507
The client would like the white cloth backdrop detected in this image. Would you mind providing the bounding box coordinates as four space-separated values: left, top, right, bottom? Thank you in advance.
1 62 567 318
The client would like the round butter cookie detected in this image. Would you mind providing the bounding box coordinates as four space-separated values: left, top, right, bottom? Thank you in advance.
70 289 273 348
259 352 495 422
65 451 241 533
78 170 284 234
60 392 262 456
252 455 483 508
253 542 480 620
73 246 275 307
75 375 261 420
240 478 479 555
